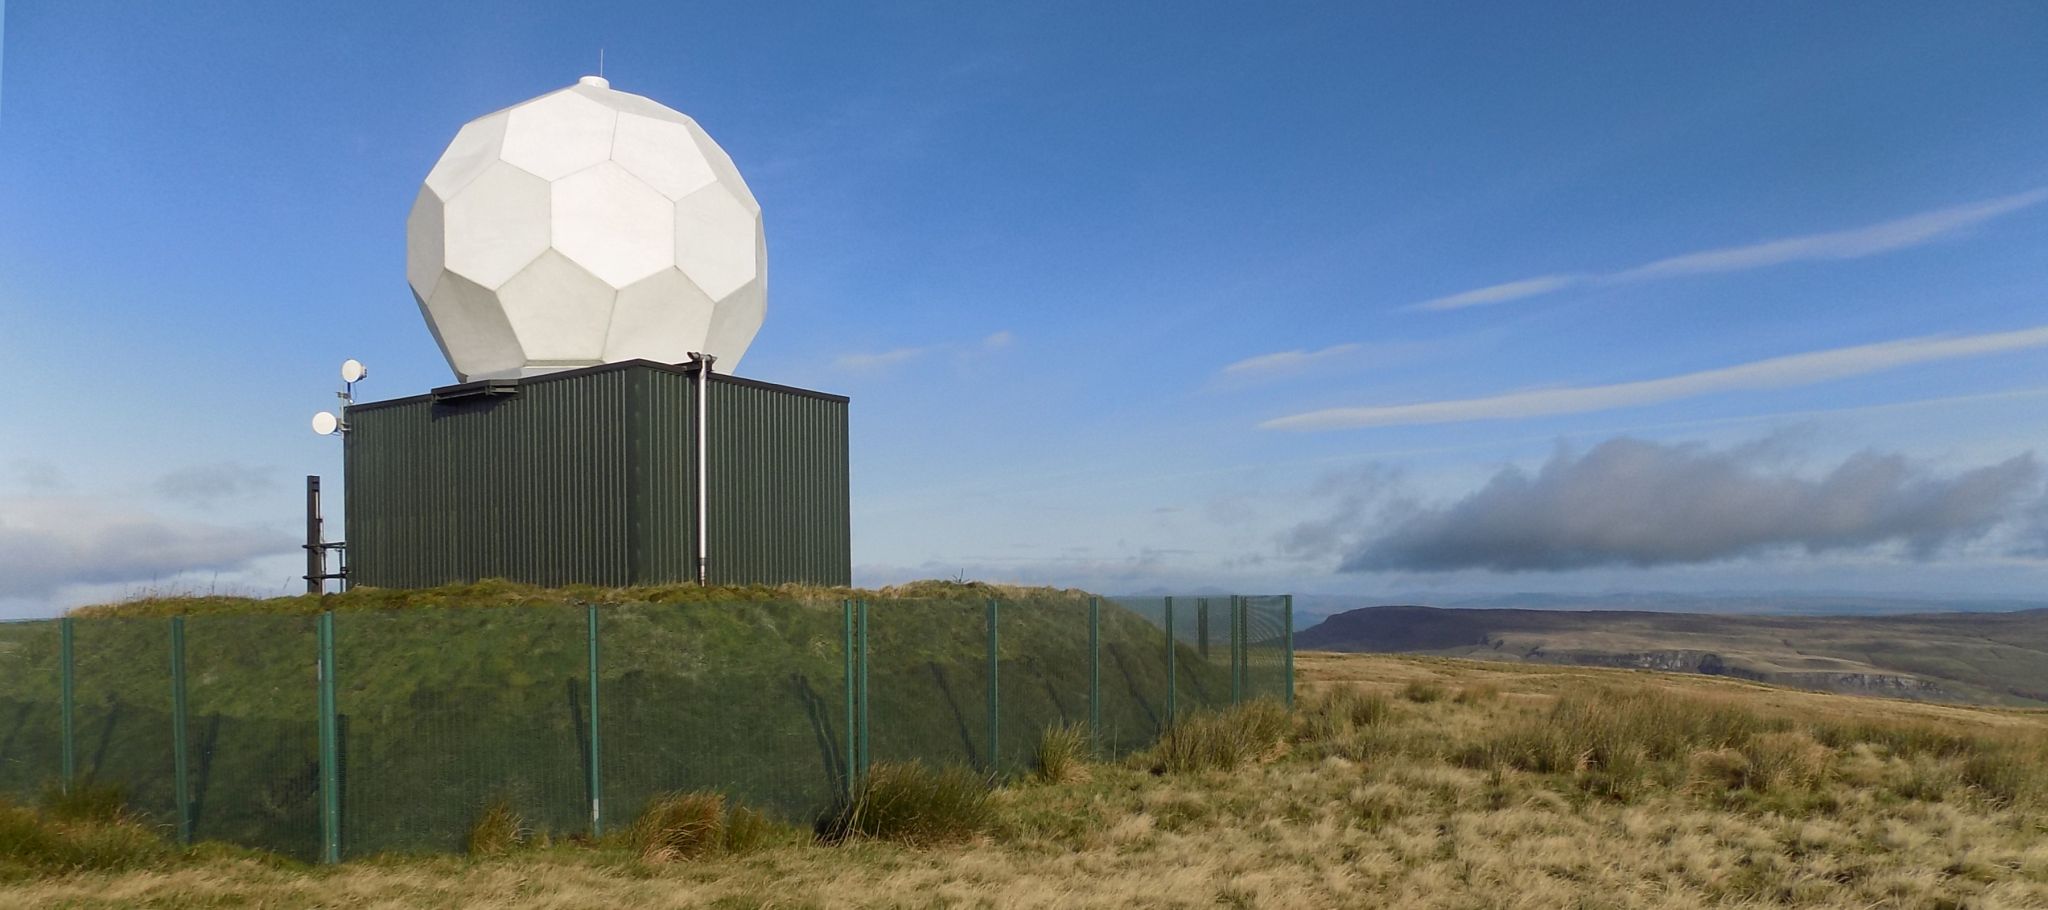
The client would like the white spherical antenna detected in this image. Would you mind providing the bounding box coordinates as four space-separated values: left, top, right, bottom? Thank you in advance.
312 411 341 436
341 359 369 383
406 78 766 382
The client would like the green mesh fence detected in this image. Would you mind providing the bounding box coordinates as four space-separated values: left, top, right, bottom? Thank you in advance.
599 600 848 829
0 592 1289 859
1097 598 1171 756
1170 597 1235 715
336 605 588 856
988 594 1092 773
0 620 61 801
1243 596 1294 707
183 614 321 860
866 597 992 771
71 618 178 834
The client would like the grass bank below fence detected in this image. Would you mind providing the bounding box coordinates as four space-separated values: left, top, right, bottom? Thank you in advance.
5 653 2048 908
0 582 1288 860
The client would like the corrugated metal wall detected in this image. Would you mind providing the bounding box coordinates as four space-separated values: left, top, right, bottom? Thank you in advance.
346 362 849 589
706 377 852 586
626 367 694 584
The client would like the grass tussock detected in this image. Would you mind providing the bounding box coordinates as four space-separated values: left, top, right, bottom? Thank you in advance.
821 762 993 846
1400 679 1447 703
720 804 779 854
1034 722 1093 784
1148 699 1291 774
1330 687 1394 727
465 800 533 857
1297 686 1392 749
620 791 790 862
37 783 127 825
1453 682 1501 705
0 790 170 882
1454 683 2048 807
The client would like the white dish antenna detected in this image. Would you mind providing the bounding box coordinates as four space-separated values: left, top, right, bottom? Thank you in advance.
311 358 365 437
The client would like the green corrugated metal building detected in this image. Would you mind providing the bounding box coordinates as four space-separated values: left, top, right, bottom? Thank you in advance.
343 360 850 588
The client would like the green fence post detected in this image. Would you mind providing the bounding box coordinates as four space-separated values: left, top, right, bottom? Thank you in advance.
985 599 999 775
1284 594 1295 708
59 617 74 791
841 599 856 795
1088 597 1101 753
1163 597 1176 726
1229 595 1242 705
1241 597 1252 699
316 612 341 864
856 600 870 776
585 603 602 837
169 617 191 845
1242 596 1252 700
1197 598 1210 660
1244 598 1255 699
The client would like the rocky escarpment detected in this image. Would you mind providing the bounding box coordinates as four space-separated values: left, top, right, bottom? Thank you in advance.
1535 648 1745 676
1771 671 1957 701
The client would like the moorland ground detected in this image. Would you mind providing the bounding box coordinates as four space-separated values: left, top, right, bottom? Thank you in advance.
5 651 2048 909
1301 604 2048 707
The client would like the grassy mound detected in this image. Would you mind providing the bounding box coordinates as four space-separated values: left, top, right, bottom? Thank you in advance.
0 581 1248 860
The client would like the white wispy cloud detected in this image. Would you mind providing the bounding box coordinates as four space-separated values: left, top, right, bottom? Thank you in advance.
1412 275 1587 312
1215 338 1478 386
1222 343 1364 377
832 346 935 371
1412 187 2048 312
1262 324 2048 431
833 329 1018 372
1612 188 2048 282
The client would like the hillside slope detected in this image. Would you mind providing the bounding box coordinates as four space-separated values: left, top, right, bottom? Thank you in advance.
1298 604 2048 706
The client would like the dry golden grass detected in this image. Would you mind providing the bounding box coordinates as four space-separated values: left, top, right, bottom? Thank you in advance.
1033 723 1093 785
8 652 2048 908
464 800 533 858
821 763 995 847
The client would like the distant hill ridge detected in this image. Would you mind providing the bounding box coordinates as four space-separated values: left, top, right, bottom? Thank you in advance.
1298 604 2048 707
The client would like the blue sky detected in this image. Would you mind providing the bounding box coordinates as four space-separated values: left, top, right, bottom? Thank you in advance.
2 2 2046 617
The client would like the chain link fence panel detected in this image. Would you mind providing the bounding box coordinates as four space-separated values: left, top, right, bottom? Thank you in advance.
0 620 61 802
0 592 1290 857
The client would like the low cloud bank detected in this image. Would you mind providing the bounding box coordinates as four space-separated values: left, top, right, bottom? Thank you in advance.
0 496 290 599
154 462 276 507
1325 437 2042 573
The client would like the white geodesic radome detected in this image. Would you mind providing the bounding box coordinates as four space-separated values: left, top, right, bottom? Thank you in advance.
406 76 765 382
